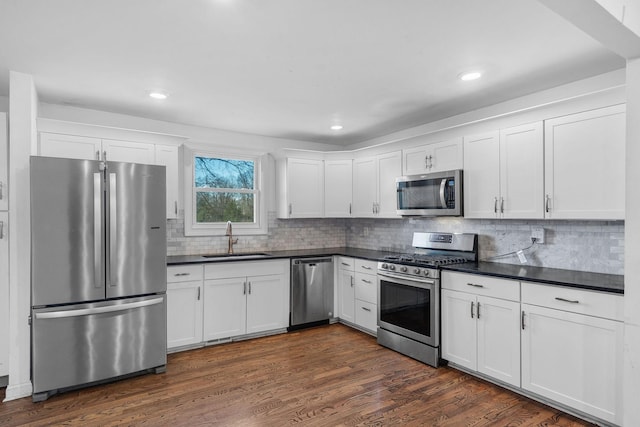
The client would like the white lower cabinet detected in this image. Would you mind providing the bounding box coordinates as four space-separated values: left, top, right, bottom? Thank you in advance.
521 283 623 425
203 260 289 341
337 257 377 334
441 272 521 387
167 265 204 350
0 212 8 376
338 259 356 324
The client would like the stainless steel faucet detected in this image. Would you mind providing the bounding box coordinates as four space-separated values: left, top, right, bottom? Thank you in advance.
226 221 238 254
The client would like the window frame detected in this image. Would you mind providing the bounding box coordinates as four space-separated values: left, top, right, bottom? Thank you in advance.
184 146 267 236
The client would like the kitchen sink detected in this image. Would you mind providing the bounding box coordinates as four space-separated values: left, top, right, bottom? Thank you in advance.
201 252 270 260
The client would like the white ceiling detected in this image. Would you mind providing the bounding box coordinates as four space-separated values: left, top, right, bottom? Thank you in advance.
0 0 625 145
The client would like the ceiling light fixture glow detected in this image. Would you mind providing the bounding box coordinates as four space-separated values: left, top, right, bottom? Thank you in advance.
459 71 482 81
330 125 343 131
149 91 168 100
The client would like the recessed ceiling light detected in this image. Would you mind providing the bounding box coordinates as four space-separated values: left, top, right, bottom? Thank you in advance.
459 71 482 81
149 91 168 100
330 125 343 131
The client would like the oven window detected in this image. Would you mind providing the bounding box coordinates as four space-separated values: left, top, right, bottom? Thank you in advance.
379 279 431 337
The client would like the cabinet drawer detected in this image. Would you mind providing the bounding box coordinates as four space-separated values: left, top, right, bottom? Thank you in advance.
442 271 519 301
355 300 377 333
167 265 204 283
521 282 623 321
338 256 355 271
355 273 377 304
205 259 288 279
355 259 377 273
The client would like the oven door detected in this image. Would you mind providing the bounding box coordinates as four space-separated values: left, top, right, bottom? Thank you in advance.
377 271 439 347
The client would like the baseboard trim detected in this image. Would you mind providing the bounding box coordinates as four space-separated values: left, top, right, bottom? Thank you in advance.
3 381 33 402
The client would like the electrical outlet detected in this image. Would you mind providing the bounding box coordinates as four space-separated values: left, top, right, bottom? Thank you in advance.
531 226 545 244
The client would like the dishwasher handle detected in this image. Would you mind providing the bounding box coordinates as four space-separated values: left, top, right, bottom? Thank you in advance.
292 257 333 265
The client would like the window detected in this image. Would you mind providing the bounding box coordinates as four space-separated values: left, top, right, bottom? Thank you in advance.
184 147 267 236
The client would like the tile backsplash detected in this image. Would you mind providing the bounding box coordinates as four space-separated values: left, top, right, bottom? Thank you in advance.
168 213 624 275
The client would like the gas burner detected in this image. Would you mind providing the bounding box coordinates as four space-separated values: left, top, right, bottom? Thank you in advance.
382 253 469 267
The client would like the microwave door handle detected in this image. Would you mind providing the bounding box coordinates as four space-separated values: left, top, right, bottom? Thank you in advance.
439 179 447 208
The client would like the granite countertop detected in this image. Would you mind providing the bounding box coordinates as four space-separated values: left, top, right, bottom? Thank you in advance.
441 261 624 294
168 247 624 295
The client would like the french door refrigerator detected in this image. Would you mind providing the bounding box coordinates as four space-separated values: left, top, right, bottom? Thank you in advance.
30 156 167 401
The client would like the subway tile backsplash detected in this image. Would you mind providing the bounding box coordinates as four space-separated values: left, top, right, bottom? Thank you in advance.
167 213 624 275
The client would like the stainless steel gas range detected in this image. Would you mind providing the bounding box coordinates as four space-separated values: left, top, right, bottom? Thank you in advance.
377 232 478 367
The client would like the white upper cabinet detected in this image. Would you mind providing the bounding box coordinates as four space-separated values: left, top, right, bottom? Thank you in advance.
0 113 7 211
101 139 155 164
277 157 324 218
39 133 102 160
324 159 353 217
464 122 543 219
352 151 402 218
403 138 463 175
155 145 181 219
544 104 626 220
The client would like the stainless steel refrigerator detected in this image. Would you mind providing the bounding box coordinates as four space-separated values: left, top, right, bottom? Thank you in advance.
30 156 167 401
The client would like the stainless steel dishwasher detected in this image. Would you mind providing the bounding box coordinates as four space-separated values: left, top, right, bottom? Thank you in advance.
290 257 334 328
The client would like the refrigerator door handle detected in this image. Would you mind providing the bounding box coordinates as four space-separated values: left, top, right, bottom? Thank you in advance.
93 173 103 288
108 173 117 287
34 297 164 320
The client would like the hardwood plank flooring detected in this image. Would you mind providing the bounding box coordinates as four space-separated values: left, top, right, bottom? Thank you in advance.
0 324 594 426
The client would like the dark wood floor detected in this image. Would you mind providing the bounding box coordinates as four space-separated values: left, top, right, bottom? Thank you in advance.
0 324 593 426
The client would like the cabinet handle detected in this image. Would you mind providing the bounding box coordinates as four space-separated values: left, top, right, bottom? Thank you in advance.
470 301 475 319
197 287 201 301
96 150 100 160
289 203 292 216
372 202 376 214
521 310 525 330
545 194 551 213
361 279 372 284
103 151 107 162
466 283 483 288
0 220 4 239
361 265 372 270
243 282 247 295
341 262 350 266
174 201 178 215
494 197 498 214
350 276 354 287
349 203 352 215
361 306 371 312
248 281 252 295
429 155 433 169
477 301 481 319
555 297 579 304
500 197 504 214
0 181 3 200
425 155 429 170
174 272 191 276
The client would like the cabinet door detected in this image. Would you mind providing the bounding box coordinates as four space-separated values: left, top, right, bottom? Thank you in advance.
0 113 7 211
403 145 431 175
39 133 101 160
463 131 500 218
167 281 203 349
544 104 626 220
352 157 376 217
246 274 289 334
155 145 180 219
430 138 463 173
0 212 8 376
521 304 623 424
324 159 352 217
102 139 155 164
287 158 324 218
476 296 521 387
441 289 477 370
354 300 377 333
500 122 543 219
203 278 247 341
338 268 355 323
376 151 402 218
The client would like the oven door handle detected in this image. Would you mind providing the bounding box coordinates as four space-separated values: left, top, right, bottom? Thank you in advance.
377 271 436 286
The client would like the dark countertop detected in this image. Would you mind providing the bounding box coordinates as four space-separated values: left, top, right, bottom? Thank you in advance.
441 262 624 295
168 248 624 295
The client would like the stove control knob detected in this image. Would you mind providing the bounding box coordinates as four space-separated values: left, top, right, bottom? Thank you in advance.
400 266 408 273
424 270 430 277
381 263 388 269
414 268 421 274
389 265 396 271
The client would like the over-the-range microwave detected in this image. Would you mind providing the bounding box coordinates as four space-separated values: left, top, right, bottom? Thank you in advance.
396 169 463 217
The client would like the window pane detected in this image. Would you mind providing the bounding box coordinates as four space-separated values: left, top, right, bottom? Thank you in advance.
196 192 254 223
195 157 254 190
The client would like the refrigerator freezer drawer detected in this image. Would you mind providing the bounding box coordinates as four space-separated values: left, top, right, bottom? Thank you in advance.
32 295 167 395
